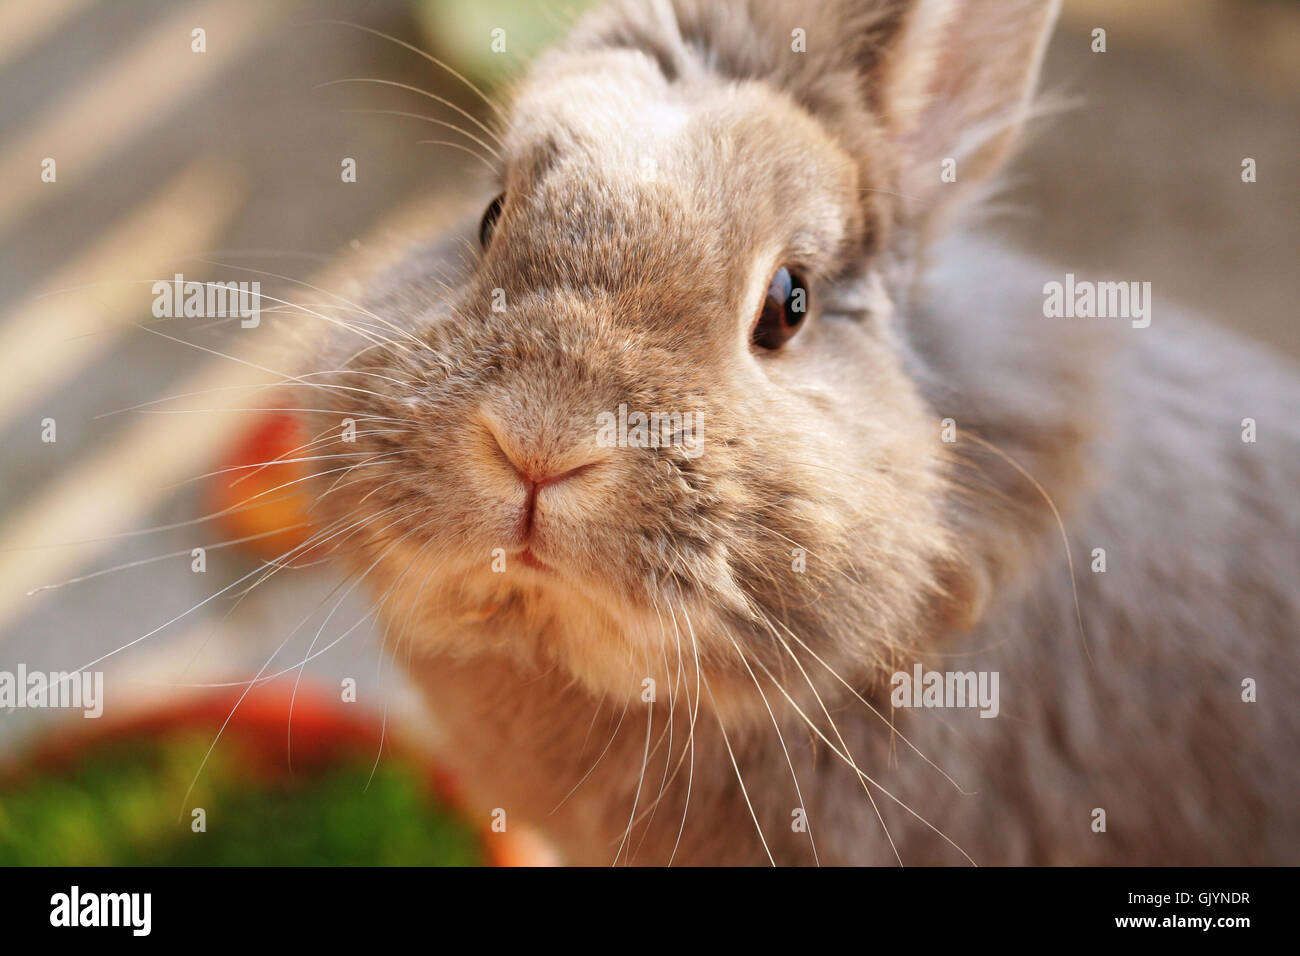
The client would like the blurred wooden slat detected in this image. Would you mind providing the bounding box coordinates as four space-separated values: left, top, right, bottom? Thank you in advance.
0 159 242 423
0 0 287 235
0 189 471 639
0 344 282 635
0 0 95 65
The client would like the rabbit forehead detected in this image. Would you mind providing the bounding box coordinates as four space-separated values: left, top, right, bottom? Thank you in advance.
508 49 685 158
505 48 844 189
502 59 858 261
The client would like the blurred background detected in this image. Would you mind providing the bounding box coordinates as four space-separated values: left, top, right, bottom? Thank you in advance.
0 0 1295 864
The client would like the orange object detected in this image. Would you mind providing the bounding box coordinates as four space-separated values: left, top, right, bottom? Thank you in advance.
209 411 316 561
485 823 564 867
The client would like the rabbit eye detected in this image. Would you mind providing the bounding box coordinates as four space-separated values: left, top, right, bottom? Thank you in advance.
752 267 807 350
479 193 504 248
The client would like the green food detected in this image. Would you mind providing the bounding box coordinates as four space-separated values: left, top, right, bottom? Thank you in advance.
0 734 484 866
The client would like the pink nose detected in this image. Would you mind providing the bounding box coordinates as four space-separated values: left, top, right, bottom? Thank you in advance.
488 424 597 488
523 463 592 532
516 460 596 490
485 422 599 536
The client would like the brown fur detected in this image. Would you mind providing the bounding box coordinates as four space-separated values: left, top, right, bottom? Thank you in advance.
301 0 1300 864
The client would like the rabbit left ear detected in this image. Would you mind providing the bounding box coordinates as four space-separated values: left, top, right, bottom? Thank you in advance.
876 0 1061 230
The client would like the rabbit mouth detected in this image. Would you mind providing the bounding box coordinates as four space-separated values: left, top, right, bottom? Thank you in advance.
516 547 552 572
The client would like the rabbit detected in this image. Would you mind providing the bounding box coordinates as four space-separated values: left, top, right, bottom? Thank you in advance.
299 0 1300 864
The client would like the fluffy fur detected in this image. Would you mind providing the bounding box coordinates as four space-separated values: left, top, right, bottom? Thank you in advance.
301 0 1300 864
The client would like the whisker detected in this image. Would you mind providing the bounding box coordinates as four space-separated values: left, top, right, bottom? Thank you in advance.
750 606 977 865
720 631 820 865
416 139 500 174
612 687 654 866
310 20 508 122
550 696 631 815
287 513 441 769
700 667 774 866
340 105 502 160
666 597 703 866
64 505 402 679
748 603 902 865
958 431 1093 663
25 522 313 595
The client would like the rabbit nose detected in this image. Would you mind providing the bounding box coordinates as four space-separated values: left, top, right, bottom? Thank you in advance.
487 430 600 543
480 415 602 527
509 456 599 492
485 420 599 488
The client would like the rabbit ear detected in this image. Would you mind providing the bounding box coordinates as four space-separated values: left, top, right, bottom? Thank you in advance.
878 0 1060 228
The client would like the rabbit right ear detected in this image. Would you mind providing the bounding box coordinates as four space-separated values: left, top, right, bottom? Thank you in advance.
874 0 1061 231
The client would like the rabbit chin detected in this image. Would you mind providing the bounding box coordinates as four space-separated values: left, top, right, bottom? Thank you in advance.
370 537 781 719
